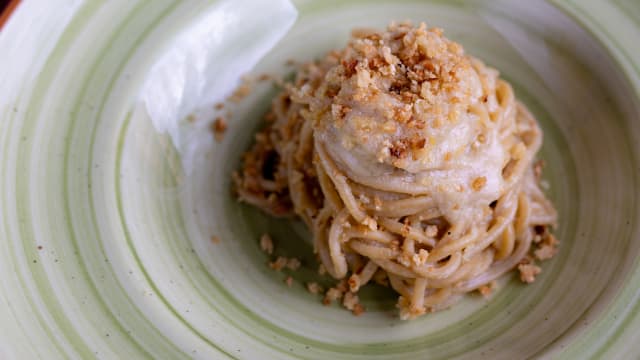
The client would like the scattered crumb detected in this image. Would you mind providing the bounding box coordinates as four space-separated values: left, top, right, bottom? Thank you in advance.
260 233 274 255
269 256 287 271
284 276 293 287
411 249 429 266
518 261 541 283
471 176 487 191
212 117 227 142
306 282 324 295
285 59 296 66
37 245 43 250
186 114 196 123
335 279 349 293
534 244 557 261
348 274 360 293
258 74 271 82
477 281 496 298
545 233 559 247
342 292 359 310
211 236 221 244
534 233 559 261
352 303 365 316
286 257 301 271
323 287 344 305
229 83 251 102
397 253 411 267
214 102 224 110
425 225 438 237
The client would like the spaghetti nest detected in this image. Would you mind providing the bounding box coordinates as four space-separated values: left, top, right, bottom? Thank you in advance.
234 22 558 319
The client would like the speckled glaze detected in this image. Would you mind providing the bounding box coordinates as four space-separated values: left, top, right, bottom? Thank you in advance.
1 0 639 359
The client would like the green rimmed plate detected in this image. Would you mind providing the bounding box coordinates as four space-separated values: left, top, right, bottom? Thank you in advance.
1 0 639 358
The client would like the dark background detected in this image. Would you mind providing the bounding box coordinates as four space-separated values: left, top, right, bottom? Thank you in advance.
0 0 9 13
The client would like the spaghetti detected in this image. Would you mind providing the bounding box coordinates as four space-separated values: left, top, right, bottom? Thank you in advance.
234 22 558 319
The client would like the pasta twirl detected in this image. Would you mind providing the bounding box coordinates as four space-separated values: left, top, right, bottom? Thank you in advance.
234 22 558 319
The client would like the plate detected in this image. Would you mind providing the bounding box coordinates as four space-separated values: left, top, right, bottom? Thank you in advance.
1 0 639 358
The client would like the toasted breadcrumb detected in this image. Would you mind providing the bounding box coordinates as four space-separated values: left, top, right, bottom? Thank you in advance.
471 176 487 191
397 253 411 267
534 231 559 261
477 281 496 298
323 287 344 305
260 234 274 255
534 244 557 261
212 117 227 142
544 233 559 247
351 303 365 316
518 262 541 283
284 276 293 287
342 292 360 311
335 279 349 293
425 225 438 237
412 249 429 266
230 84 251 102
214 102 224 110
286 258 301 271
306 282 324 295
211 236 221 244
348 274 361 293
269 256 287 271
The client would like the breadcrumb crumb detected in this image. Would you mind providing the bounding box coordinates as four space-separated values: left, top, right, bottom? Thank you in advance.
323 287 344 305
411 249 429 266
269 256 287 271
212 117 227 142
534 244 557 261
230 84 251 102
306 282 324 295
471 176 487 191
534 232 558 261
425 225 438 237
284 276 293 287
477 281 496 298
518 262 541 283
286 258 301 271
348 274 361 293
342 292 360 311
352 303 365 316
211 236 221 244
260 234 274 255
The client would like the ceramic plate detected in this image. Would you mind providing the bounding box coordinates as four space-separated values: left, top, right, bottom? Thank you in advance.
1 0 639 358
